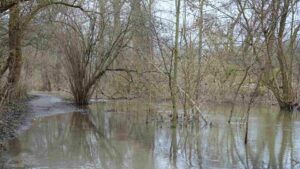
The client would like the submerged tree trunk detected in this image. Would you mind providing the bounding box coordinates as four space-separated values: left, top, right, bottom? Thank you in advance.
277 100 294 111
72 89 90 105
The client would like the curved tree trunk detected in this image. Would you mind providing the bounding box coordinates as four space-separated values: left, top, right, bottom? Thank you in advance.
5 2 22 100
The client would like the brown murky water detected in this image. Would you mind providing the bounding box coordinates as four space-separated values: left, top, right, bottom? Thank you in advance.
1 94 300 169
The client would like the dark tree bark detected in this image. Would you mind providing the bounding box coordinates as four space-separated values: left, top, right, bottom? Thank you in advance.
0 0 29 13
5 2 22 99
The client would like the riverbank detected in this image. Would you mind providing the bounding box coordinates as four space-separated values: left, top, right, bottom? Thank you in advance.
0 97 33 148
0 92 85 145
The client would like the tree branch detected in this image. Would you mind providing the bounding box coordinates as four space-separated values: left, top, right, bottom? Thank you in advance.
0 0 30 13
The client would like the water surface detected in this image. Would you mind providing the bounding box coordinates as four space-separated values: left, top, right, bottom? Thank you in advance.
1 96 300 169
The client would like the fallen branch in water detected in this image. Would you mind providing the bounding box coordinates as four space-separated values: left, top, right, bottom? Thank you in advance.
177 86 208 125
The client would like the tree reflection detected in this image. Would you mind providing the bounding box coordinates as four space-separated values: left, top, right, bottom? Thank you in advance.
170 128 177 168
68 110 121 169
277 112 294 169
0 137 24 168
2 103 300 169
232 110 298 169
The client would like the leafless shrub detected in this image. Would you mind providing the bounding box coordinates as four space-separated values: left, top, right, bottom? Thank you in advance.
56 6 131 105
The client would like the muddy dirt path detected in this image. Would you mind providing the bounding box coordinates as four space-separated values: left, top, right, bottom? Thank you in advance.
29 93 81 118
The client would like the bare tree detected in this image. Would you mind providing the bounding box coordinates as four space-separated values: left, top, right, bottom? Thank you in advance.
0 0 91 102
56 4 131 105
235 0 300 111
169 0 181 127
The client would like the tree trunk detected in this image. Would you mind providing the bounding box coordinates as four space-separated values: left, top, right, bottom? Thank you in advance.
278 100 294 111
6 2 22 99
72 88 90 105
261 0 296 112
194 0 204 102
0 0 29 13
113 0 121 34
42 71 51 91
171 0 181 127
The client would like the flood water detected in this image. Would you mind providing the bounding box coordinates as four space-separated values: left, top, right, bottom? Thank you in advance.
1 95 300 169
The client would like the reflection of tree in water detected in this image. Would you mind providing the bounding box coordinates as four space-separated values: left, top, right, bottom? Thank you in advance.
0 137 24 168
95 101 156 169
277 112 295 169
165 109 300 169
3 103 300 169
0 107 122 169
68 110 122 169
253 111 297 168
170 128 177 168
68 111 101 164
247 109 279 168
228 110 300 169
